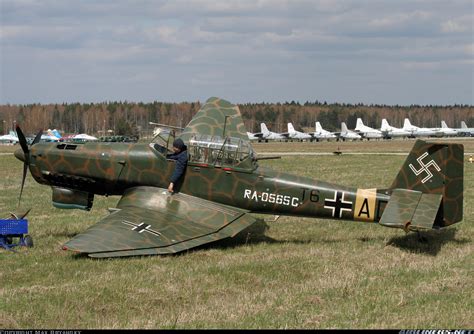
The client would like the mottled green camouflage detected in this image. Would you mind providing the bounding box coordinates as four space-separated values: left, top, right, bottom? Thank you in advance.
65 187 256 257
14 98 464 258
179 97 248 142
379 189 442 231
389 140 463 226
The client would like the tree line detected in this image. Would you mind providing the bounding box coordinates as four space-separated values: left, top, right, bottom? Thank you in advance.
0 101 472 137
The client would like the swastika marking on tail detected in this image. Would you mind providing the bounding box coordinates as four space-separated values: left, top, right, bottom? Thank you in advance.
409 152 441 183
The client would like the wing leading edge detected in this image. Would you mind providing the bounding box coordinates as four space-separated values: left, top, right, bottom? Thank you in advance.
63 186 256 258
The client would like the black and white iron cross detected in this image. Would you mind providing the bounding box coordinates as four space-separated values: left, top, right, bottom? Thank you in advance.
324 191 353 218
121 220 162 237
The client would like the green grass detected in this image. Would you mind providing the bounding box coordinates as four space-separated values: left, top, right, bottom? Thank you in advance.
0 140 473 329
251 137 474 154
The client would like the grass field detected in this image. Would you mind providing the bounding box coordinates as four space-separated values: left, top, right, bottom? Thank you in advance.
251 137 474 154
0 139 473 329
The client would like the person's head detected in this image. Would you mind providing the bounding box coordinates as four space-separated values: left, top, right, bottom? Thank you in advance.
172 138 186 153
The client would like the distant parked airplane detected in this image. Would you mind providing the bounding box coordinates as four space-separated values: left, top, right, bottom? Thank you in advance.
339 122 361 141
439 121 458 137
41 135 60 142
402 119 443 138
283 123 312 141
312 122 337 141
380 119 411 139
246 130 261 141
354 118 383 140
41 128 62 142
260 123 286 142
72 133 99 142
458 121 474 136
0 132 19 144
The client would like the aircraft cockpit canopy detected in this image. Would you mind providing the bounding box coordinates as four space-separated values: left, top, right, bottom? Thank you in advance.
151 128 175 155
188 135 256 170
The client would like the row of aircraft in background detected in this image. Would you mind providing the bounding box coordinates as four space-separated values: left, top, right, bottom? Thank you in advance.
1 119 472 145
247 119 474 142
0 129 98 144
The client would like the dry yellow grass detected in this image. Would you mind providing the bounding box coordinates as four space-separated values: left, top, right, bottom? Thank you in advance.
0 139 473 329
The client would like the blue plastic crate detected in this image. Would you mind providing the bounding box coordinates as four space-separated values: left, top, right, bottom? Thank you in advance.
0 219 28 235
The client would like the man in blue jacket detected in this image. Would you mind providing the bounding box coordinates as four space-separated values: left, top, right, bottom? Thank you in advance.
167 138 188 193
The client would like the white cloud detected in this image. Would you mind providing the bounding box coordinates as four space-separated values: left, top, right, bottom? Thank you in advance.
0 26 25 39
402 61 441 70
176 55 193 64
441 15 473 33
466 43 474 56
1 0 473 104
144 26 185 46
369 11 432 28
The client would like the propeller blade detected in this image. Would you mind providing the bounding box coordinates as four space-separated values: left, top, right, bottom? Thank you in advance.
15 126 41 207
18 162 28 207
32 129 42 145
16 125 29 155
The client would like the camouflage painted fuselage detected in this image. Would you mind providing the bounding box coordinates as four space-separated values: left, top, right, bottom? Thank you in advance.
14 97 464 258
28 141 390 224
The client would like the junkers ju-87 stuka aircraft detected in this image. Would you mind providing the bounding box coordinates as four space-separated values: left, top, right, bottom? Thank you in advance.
14 97 464 258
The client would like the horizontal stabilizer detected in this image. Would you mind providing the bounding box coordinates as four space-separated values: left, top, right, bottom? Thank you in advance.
379 189 442 231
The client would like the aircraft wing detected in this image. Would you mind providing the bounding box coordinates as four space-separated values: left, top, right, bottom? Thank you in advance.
179 97 249 142
63 186 257 258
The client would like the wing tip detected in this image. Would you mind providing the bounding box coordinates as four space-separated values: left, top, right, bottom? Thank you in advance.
62 243 85 254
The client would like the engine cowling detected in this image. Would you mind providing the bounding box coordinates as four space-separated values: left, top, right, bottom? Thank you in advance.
52 187 94 211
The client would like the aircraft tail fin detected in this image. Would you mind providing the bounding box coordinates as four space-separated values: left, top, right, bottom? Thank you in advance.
381 119 390 131
355 118 364 131
385 140 463 229
403 118 412 130
315 122 323 132
180 97 248 142
288 123 295 134
461 121 467 129
341 122 348 133
441 121 449 129
260 123 270 135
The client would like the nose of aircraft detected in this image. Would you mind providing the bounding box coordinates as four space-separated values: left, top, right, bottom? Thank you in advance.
14 148 25 162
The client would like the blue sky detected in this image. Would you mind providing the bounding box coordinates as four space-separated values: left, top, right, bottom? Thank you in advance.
1 0 472 105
